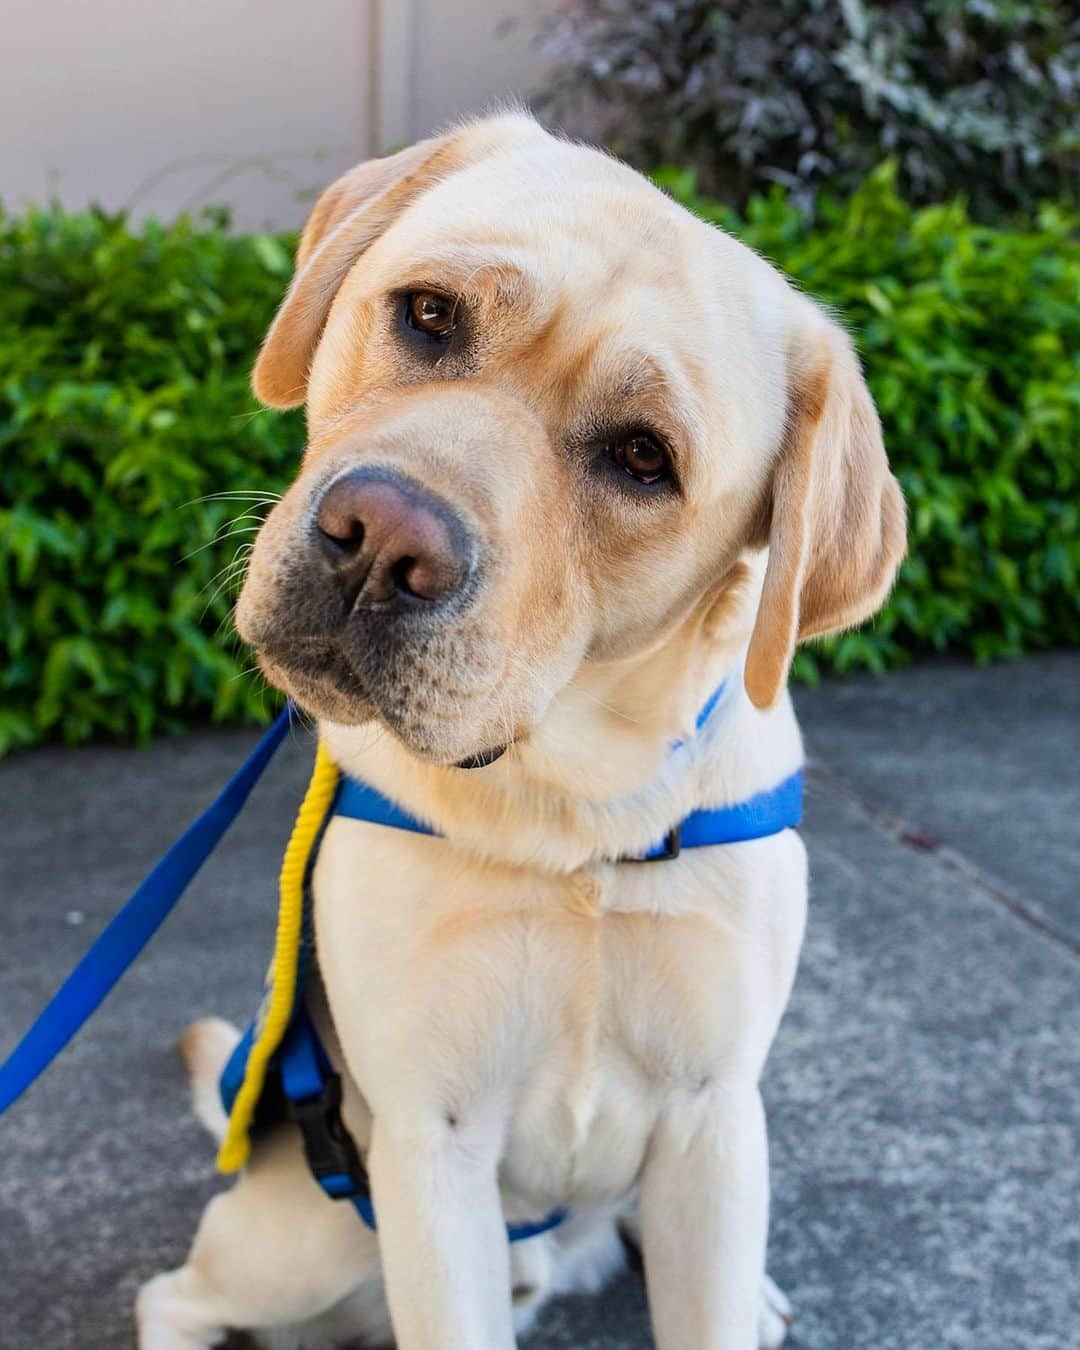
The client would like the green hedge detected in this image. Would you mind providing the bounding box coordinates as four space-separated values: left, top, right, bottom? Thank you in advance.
0 208 302 752
2 174 1077 751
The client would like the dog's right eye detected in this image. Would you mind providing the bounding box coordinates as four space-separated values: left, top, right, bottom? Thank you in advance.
608 433 671 486
405 291 457 341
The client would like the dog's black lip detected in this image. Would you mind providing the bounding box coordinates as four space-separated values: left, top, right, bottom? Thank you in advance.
455 744 507 770
263 639 365 687
259 639 509 767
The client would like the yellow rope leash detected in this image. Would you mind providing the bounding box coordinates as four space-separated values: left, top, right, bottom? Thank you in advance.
217 740 340 1173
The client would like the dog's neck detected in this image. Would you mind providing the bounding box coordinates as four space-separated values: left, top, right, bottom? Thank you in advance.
320 558 803 873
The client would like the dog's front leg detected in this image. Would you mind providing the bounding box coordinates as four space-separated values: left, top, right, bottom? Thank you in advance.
368 1109 515 1350
640 1084 769 1350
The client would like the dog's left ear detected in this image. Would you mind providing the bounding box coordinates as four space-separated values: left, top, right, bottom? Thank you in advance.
251 135 463 409
744 322 906 710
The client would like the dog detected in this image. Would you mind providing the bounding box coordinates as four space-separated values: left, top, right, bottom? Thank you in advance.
136 111 905 1349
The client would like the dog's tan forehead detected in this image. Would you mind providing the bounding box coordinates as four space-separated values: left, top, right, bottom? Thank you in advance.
390 141 697 294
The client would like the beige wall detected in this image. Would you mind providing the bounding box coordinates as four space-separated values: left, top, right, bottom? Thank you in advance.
2 0 548 231
406 0 543 146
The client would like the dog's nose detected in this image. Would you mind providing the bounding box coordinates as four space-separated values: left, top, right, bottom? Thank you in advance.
315 469 472 608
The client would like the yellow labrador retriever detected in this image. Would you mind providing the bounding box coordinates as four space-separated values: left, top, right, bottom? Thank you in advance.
137 112 904 1350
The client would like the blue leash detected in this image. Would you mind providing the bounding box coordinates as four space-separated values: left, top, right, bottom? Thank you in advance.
0 705 295 1115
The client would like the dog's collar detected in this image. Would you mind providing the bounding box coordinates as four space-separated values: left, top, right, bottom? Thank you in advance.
333 678 804 862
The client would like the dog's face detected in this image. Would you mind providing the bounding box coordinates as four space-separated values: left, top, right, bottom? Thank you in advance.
236 115 904 766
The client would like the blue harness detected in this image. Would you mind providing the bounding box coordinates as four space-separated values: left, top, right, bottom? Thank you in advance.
0 687 803 1246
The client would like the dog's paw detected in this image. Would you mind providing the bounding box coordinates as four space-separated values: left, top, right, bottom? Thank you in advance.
758 1271 793 1349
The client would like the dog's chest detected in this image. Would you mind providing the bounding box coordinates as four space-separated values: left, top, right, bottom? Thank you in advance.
313 818 803 1203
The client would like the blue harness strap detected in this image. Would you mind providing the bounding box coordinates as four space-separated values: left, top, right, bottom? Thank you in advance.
335 775 437 835
277 1007 567 1240
639 769 804 859
278 1008 377 1229
0 705 294 1115
337 768 805 859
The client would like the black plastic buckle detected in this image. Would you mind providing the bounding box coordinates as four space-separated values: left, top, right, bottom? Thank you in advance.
630 823 682 862
287 1072 370 1199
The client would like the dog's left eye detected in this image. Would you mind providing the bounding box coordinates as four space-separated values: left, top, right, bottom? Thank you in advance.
405 291 457 341
608 433 671 486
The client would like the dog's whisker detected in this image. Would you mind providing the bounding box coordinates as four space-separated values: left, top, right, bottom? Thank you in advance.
199 557 253 621
196 544 254 604
212 603 245 639
202 577 245 623
179 518 265 566
286 702 319 746
226 663 263 686
230 407 282 427
181 490 283 508
568 685 644 726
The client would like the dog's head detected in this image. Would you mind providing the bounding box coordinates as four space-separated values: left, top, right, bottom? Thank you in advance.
236 113 905 767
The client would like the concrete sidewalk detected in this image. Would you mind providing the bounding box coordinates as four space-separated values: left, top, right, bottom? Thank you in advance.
1 655 1077 1348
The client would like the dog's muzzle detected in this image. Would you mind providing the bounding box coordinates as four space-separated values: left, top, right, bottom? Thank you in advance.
237 462 512 761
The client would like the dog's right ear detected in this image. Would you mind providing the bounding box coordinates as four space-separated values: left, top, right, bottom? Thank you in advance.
251 134 465 409
743 320 906 710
